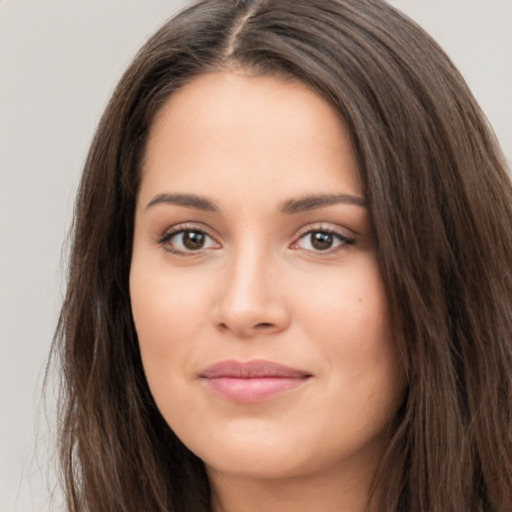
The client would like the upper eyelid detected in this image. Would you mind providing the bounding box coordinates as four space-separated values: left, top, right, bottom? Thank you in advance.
159 222 216 238
293 222 355 239
293 228 354 246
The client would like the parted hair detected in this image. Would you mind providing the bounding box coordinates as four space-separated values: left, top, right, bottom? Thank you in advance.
52 0 512 510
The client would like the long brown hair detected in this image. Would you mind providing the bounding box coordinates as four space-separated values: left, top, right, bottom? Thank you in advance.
52 0 512 510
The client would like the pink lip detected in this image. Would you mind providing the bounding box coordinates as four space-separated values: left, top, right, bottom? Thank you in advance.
200 360 312 403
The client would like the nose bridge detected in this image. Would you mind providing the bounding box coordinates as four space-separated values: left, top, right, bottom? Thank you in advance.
224 239 272 315
214 237 288 336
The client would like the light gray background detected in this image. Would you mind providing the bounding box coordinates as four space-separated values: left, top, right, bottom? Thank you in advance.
1 1 511 511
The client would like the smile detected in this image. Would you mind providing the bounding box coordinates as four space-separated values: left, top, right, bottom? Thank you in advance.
199 359 312 403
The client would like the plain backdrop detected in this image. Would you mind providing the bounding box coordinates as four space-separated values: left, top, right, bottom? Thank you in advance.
1 1 510 511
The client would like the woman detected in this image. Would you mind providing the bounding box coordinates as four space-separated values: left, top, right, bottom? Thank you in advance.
52 0 512 510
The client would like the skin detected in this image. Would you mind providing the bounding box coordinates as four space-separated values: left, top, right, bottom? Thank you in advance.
130 71 406 512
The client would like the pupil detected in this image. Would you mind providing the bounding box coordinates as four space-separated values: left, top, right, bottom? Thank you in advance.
312 231 333 250
183 231 205 250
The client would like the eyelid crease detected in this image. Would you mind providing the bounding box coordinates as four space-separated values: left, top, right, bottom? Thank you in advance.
157 221 213 240
158 223 217 243
293 221 357 239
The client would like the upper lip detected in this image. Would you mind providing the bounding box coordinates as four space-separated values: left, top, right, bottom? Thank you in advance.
200 359 311 379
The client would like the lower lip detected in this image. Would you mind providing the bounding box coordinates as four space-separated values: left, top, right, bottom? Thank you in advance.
202 376 310 403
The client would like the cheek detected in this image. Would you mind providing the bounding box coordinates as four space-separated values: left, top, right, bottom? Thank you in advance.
296 257 392 349
129 255 212 386
295 257 402 407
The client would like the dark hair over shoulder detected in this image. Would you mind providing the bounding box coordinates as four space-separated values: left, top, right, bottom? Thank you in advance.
51 0 512 510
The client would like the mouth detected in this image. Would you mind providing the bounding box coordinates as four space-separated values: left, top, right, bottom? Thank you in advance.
199 359 312 403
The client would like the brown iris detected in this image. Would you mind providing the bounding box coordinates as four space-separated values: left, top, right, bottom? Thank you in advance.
182 230 206 250
311 231 334 250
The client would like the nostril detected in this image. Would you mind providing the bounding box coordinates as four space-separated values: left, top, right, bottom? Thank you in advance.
216 320 277 336
255 322 274 329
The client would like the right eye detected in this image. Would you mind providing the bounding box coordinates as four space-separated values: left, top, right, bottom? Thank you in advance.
159 228 220 255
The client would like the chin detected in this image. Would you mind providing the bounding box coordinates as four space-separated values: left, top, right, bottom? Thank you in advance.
179 415 384 482
203 446 317 480
178 419 309 477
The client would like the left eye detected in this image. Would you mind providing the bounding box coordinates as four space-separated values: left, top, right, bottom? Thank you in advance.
161 229 218 252
294 230 353 252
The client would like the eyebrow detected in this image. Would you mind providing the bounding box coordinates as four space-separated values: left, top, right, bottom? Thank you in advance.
280 193 367 214
145 192 366 214
146 193 219 212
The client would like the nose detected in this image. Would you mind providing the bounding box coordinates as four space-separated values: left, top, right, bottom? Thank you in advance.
212 246 290 338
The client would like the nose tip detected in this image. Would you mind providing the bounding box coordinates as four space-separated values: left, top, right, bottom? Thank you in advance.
212 259 290 338
214 297 289 338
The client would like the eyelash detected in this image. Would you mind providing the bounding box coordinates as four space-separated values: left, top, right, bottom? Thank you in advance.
158 224 355 256
291 226 355 254
158 224 216 256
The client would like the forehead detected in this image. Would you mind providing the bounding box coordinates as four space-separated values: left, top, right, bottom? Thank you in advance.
140 71 362 207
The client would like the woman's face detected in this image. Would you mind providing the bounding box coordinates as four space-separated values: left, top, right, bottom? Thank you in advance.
130 71 405 482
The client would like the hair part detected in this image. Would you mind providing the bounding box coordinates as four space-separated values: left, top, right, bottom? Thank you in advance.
51 1 512 510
